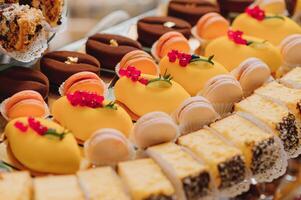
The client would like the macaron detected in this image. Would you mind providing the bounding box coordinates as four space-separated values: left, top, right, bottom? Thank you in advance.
132 112 179 149
196 12 229 40
60 71 106 96
155 31 190 59
201 74 243 116
1 90 49 121
280 34 301 66
84 128 135 166
232 58 271 96
173 96 220 135
118 50 159 76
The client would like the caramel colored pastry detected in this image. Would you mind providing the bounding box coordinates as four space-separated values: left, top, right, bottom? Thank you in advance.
205 31 282 73
132 112 179 149
232 6 301 45
52 91 133 142
86 33 142 71
114 66 190 119
173 96 220 135
5 117 81 174
40 51 100 90
279 34 301 66
60 72 106 96
77 167 130 200
147 143 212 200
137 16 191 47
84 128 135 166
118 158 175 200
155 31 190 59
118 50 159 76
0 4 49 53
231 58 271 96
280 67 301 89
235 94 301 158
0 171 32 200
34 175 84 200
167 0 220 26
1 90 49 121
211 114 286 182
178 129 248 197
159 51 228 96
196 12 229 40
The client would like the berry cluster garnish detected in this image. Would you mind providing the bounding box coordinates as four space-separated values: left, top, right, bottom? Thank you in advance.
14 117 66 140
168 50 215 66
119 66 149 85
245 6 284 21
228 30 268 46
67 91 117 110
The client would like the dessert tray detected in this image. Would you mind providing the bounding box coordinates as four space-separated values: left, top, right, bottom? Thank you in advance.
1 1 301 200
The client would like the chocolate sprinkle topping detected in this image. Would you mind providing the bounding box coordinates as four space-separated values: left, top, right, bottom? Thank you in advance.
145 195 174 200
182 172 210 200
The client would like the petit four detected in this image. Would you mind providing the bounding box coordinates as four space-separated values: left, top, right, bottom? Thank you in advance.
232 6 301 45
195 12 229 40
205 30 282 73
253 0 287 15
34 175 85 200
155 31 190 59
159 51 228 96
0 171 32 200
118 158 175 200
114 66 190 119
0 66 49 102
118 50 159 76
59 72 106 96
235 94 301 158
147 142 212 200
279 34 301 67
1 90 49 121
84 128 135 166
0 4 49 62
178 129 249 197
86 33 142 71
173 96 220 135
132 112 179 149
5 117 81 174
167 0 220 26
231 58 271 96
77 167 130 200
201 74 243 116
280 67 301 88
40 51 100 90
52 91 133 142
137 16 191 47
210 114 287 182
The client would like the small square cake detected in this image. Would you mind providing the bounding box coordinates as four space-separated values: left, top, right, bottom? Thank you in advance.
280 67 301 89
77 167 130 200
118 158 175 200
147 143 212 200
177 129 248 196
235 94 300 157
210 114 286 182
34 175 85 200
0 171 32 200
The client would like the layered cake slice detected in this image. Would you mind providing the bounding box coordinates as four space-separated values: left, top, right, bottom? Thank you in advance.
235 94 301 158
34 175 85 200
177 129 249 198
255 81 301 119
210 114 287 182
147 142 212 200
0 171 32 200
118 158 175 200
279 67 301 89
77 167 130 200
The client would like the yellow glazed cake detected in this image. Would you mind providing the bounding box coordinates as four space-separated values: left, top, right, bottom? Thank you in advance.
205 31 282 73
147 142 212 200
114 66 190 119
118 158 175 200
77 167 130 200
5 117 81 174
159 51 228 96
52 92 133 142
